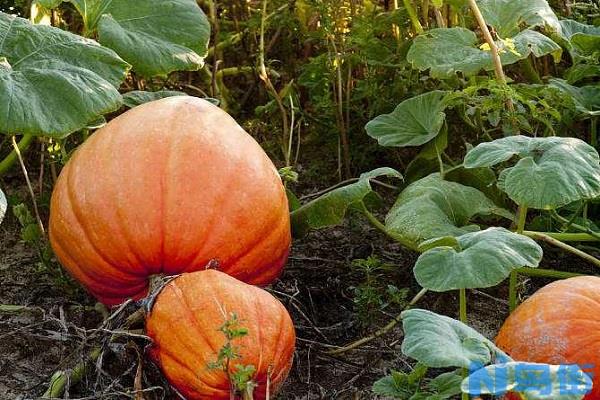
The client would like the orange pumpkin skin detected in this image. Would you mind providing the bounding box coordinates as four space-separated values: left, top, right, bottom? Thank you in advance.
496 276 600 400
145 270 296 399
49 97 291 306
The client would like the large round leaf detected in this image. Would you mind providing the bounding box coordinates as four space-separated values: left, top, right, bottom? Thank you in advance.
414 228 542 292
477 0 560 37
464 136 600 209
401 309 504 369
365 91 449 147
0 188 6 225
557 19 600 58
407 28 561 79
0 12 128 137
62 0 210 77
385 174 513 246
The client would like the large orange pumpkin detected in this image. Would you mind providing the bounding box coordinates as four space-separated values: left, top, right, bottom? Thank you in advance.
49 97 291 306
496 276 600 400
146 270 296 399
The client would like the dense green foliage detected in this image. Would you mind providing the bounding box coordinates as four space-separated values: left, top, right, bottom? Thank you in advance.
0 0 599 398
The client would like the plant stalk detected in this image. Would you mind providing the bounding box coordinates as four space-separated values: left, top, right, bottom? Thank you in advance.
516 267 585 280
509 206 528 311
258 0 291 167
592 117 597 148
0 134 34 176
467 0 514 112
44 347 102 398
11 136 45 236
523 230 600 242
459 288 468 400
459 288 467 323
359 203 419 251
525 231 600 269
402 0 424 34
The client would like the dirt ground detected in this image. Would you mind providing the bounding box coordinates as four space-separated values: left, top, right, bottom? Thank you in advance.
1 188 596 400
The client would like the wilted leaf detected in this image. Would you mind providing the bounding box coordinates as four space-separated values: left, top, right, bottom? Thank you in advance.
414 228 542 292
365 91 449 147
0 12 128 138
290 168 402 237
462 361 593 400
385 174 513 246
407 28 561 79
401 309 503 369
464 136 600 209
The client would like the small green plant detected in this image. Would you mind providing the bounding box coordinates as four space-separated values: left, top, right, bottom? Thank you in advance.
209 312 258 400
372 362 463 399
351 256 408 327
12 203 71 288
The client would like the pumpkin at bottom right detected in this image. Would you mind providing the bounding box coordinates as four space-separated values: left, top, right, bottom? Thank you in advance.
495 276 600 400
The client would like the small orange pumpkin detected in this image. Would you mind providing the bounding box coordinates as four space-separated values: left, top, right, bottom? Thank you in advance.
496 276 600 400
145 269 296 399
49 97 291 306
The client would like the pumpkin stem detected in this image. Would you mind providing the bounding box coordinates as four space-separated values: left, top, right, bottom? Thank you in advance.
204 258 220 270
241 382 256 400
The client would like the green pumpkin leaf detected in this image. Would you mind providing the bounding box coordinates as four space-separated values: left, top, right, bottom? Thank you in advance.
36 0 63 8
428 371 464 398
464 136 600 209
0 13 128 138
462 361 593 400
122 90 189 108
414 228 542 292
372 370 418 398
385 174 513 246
365 91 449 147
548 79 600 117
401 309 503 369
64 0 210 77
290 168 402 237
557 19 600 60
477 0 560 37
407 28 561 79
0 188 6 225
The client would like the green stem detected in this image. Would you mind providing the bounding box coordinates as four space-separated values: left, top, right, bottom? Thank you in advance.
459 288 468 400
524 231 600 269
591 117 597 149
0 134 34 176
359 202 419 251
522 230 600 242
436 143 445 179
459 288 467 323
509 206 528 312
549 210 600 241
516 267 585 280
44 347 102 398
520 58 542 84
508 271 518 312
402 0 424 33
